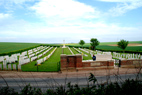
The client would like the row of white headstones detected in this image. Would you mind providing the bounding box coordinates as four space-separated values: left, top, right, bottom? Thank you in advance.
0 46 57 70
68 47 142 60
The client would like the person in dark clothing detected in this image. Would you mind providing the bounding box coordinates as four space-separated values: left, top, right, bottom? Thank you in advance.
92 55 96 61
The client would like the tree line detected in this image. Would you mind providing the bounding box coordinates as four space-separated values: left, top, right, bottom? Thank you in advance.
79 38 129 53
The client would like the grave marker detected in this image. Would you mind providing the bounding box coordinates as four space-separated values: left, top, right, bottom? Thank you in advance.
3 64 7 70
18 65 21 71
8 64 11 70
13 64 17 70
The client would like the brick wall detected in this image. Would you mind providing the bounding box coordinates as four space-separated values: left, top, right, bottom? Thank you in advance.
120 59 142 68
60 54 82 68
60 54 114 70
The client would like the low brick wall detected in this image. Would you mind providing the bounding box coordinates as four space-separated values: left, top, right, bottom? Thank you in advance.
81 60 114 70
95 54 112 61
60 54 114 71
120 59 142 68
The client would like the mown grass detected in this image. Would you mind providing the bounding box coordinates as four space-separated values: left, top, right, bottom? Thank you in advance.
38 47 62 72
70 47 79 54
63 48 72 55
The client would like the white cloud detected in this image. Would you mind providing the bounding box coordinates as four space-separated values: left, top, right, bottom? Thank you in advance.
0 13 11 19
31 0 100 20
0 0 141 43
98 0 142 3
107 0 142 16
0 0 36 4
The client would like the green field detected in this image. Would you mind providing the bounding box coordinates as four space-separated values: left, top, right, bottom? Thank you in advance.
67 41 142 52
67 41 142 46
0 42 40 55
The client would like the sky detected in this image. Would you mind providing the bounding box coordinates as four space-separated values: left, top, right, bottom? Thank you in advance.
0 0 142 43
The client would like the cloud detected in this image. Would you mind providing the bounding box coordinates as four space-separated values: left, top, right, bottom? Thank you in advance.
98 0 142 3
105 0 142 16
0 0 141 43
0 0 36 5
30 0 100 24
0 13 11 19
0 0 37 11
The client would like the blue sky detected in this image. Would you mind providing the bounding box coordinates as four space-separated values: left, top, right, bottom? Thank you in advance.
0 0 142 43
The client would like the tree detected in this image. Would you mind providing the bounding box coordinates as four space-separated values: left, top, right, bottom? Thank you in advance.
117 39 129 53
79 40 85 48
90 38 99 50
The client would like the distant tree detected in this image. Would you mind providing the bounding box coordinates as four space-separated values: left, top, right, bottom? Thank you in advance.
117 39 129 53
90 38 99 50
79 40 85 48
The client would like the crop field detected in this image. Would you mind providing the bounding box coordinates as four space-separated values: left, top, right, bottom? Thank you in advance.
67 41 142 52
0 42 40 55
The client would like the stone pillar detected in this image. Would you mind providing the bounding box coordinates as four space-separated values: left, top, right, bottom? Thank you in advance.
60 54 68 68
75 54 82 68
68 55 76 67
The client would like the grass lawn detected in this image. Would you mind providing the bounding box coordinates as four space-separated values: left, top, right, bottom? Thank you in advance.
70 47 79 54
63 48 72 55
38 47 62 72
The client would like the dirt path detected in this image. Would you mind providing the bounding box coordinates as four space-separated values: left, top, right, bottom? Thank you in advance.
109 43 142 46
0 68 141 78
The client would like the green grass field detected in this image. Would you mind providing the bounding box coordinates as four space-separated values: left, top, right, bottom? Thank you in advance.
0 42 40 54
70 47 79 54
63 48 72 55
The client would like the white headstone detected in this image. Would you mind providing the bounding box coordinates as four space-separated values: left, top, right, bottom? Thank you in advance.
8 64 11 70
3 64 7 70
18 65 21 71
133 53 134 58
0 56 4 62
13 64 17 70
